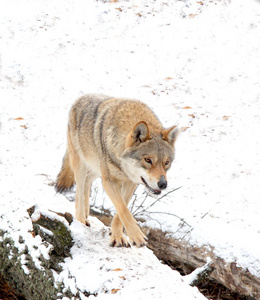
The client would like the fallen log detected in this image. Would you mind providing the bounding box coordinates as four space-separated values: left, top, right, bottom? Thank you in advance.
91 208 260 299
1 204 259 299
142 226 259 299
1 205 208 300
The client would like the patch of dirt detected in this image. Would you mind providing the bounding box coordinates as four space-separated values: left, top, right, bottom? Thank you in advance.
0 275 25 300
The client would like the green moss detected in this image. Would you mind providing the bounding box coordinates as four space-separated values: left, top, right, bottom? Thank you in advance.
0 229 72 300
33 218 73 258
0 210 97 299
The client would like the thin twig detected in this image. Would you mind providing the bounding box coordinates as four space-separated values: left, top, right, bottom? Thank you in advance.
132 186 182 217
129 192 139 213
132 192 149 216
141 211 192 228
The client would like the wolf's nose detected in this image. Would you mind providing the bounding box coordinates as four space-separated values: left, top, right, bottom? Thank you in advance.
158 176 167 190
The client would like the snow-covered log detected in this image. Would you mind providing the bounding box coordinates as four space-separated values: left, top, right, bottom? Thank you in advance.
142 226 260 299
0 206 77 299
0 230 70 300
91 209 260 299
0 205 207 300
27 205 74 257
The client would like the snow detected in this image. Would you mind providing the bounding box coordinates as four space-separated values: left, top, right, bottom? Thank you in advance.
53 215 206 299
1 0 260 298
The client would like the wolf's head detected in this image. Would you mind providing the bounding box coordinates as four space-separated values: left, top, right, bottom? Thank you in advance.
122 121 179 195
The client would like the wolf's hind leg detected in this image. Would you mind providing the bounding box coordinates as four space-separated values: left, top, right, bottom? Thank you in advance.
84 172 96 225
74 163 95 226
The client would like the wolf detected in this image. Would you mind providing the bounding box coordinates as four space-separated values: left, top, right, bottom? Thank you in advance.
55 94 179 247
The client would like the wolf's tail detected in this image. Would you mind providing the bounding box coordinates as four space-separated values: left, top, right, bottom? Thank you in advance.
55 150 75 193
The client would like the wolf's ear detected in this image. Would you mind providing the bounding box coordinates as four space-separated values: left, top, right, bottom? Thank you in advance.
127 121 151 147
162 126 179 146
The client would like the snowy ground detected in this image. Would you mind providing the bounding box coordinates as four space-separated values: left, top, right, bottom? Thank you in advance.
1 0 260 298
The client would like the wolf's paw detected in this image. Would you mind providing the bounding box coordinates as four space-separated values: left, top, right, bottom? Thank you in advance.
77 217 91 227
109 234 131 248
130 236 148 247
128 228 148 247
85 219 91 227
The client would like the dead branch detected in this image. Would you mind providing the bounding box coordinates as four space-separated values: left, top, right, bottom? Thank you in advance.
27 205 74 257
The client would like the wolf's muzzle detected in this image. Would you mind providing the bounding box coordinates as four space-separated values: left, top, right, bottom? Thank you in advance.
141 177 161 195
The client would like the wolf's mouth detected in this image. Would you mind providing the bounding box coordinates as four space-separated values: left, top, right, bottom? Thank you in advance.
141 177 161 195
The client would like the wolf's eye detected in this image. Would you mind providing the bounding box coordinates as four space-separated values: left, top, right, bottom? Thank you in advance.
144 158 152 164
165 160 170 166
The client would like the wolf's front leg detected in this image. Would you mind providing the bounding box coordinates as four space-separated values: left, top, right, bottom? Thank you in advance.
103 179 147 247
110 213 130 247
